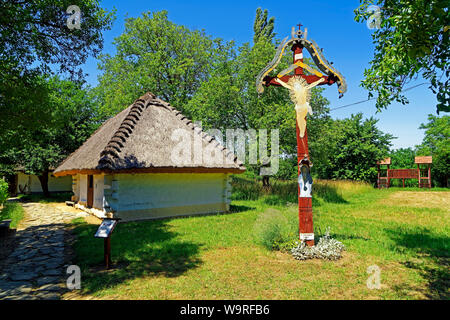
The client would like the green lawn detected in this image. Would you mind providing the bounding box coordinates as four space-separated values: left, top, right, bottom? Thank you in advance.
0 202 25 229
68 179 449 300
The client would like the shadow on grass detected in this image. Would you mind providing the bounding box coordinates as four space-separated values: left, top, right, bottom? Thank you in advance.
19 192 72 204
386 227 449 299
71 219 202 295
229 204 256 213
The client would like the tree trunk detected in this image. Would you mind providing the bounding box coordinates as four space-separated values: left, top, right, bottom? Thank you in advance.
6 174 18 197
262 175 271 189
38 170 50 198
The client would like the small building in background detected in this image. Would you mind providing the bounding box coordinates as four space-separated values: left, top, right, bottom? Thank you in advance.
14 169 73 195
54 93 245 221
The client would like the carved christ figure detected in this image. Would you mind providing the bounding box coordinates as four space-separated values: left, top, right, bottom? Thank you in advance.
275 76 325 138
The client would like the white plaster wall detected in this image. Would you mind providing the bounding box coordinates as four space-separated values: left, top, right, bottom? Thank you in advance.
79 174 88 204
17 172 30 193
116 173 227 213
72 174 80 201
48 174 72 192
93 174 104 210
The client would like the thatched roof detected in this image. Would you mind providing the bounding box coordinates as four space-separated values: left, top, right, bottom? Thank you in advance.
415 156 432 164
54 93 245 176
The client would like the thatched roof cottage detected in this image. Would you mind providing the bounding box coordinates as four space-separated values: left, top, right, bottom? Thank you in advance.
54 93 245 221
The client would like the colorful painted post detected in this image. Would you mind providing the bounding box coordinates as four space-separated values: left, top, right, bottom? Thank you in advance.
292 42 314 246
256 24 347 246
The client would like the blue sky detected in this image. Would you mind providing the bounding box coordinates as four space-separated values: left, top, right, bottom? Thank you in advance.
82 0 440 149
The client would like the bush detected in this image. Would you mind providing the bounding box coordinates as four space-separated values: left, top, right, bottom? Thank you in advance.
291 228 345 261
0 179 8 205
254 208 298 250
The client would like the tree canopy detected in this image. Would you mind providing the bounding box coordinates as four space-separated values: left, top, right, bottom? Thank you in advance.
355 0 449 113
253 7 275 44
313 114 394 182
0 0 114 146
416 114 449 186
0 77 100 196
0 0 115 77
95 10 227 117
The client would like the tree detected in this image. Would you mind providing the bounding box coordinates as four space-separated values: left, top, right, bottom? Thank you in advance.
314 114 394 183
0 77 100 197
389 147 416 169
253 7 275 44
0 0 114 145
0 0 115 77
416 114 449 187
95 10 226 117
355 0 449 113
187 8 331 186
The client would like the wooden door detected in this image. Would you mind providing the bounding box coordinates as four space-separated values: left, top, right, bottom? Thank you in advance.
87 175 94 208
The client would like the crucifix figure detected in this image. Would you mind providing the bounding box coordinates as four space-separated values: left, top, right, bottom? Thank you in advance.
275 76 325 138
256 24 347 246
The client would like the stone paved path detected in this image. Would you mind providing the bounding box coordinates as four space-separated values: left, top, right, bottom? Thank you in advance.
0 202 86 300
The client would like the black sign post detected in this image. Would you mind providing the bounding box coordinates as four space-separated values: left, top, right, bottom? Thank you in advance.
94 218 120 269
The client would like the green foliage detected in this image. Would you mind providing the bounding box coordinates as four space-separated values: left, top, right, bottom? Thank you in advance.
0 76 101 194
416 114 450 187
389 147 416 169
313 114 394 183
0 202 24 228
230 175 297 204
0 0 115 77
95 10 224 116
0 179 8 205
254 208 298 250
253 7 275 44
0 0 115 126
0 0 114 177
355 0 449 113
274 157 298 180
187 9 330 178
388 148 417 187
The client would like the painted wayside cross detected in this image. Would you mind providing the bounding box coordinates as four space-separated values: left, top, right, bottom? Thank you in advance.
256 24 347 246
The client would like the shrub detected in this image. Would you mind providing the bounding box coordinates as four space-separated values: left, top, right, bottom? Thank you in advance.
291 228 345 261
0 179 8 206
254 208 298 250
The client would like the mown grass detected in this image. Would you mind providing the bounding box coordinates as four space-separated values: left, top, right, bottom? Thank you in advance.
68 177 449 300
0 202 25 229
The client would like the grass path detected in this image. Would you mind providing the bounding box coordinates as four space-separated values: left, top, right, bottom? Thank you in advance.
67 183 449 300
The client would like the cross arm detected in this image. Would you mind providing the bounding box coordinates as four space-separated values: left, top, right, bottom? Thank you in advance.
262 74 336 88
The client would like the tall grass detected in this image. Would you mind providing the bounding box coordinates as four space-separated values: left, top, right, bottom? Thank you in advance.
230 175 372 205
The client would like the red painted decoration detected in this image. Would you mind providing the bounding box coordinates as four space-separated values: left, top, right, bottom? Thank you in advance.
262 27 334 246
